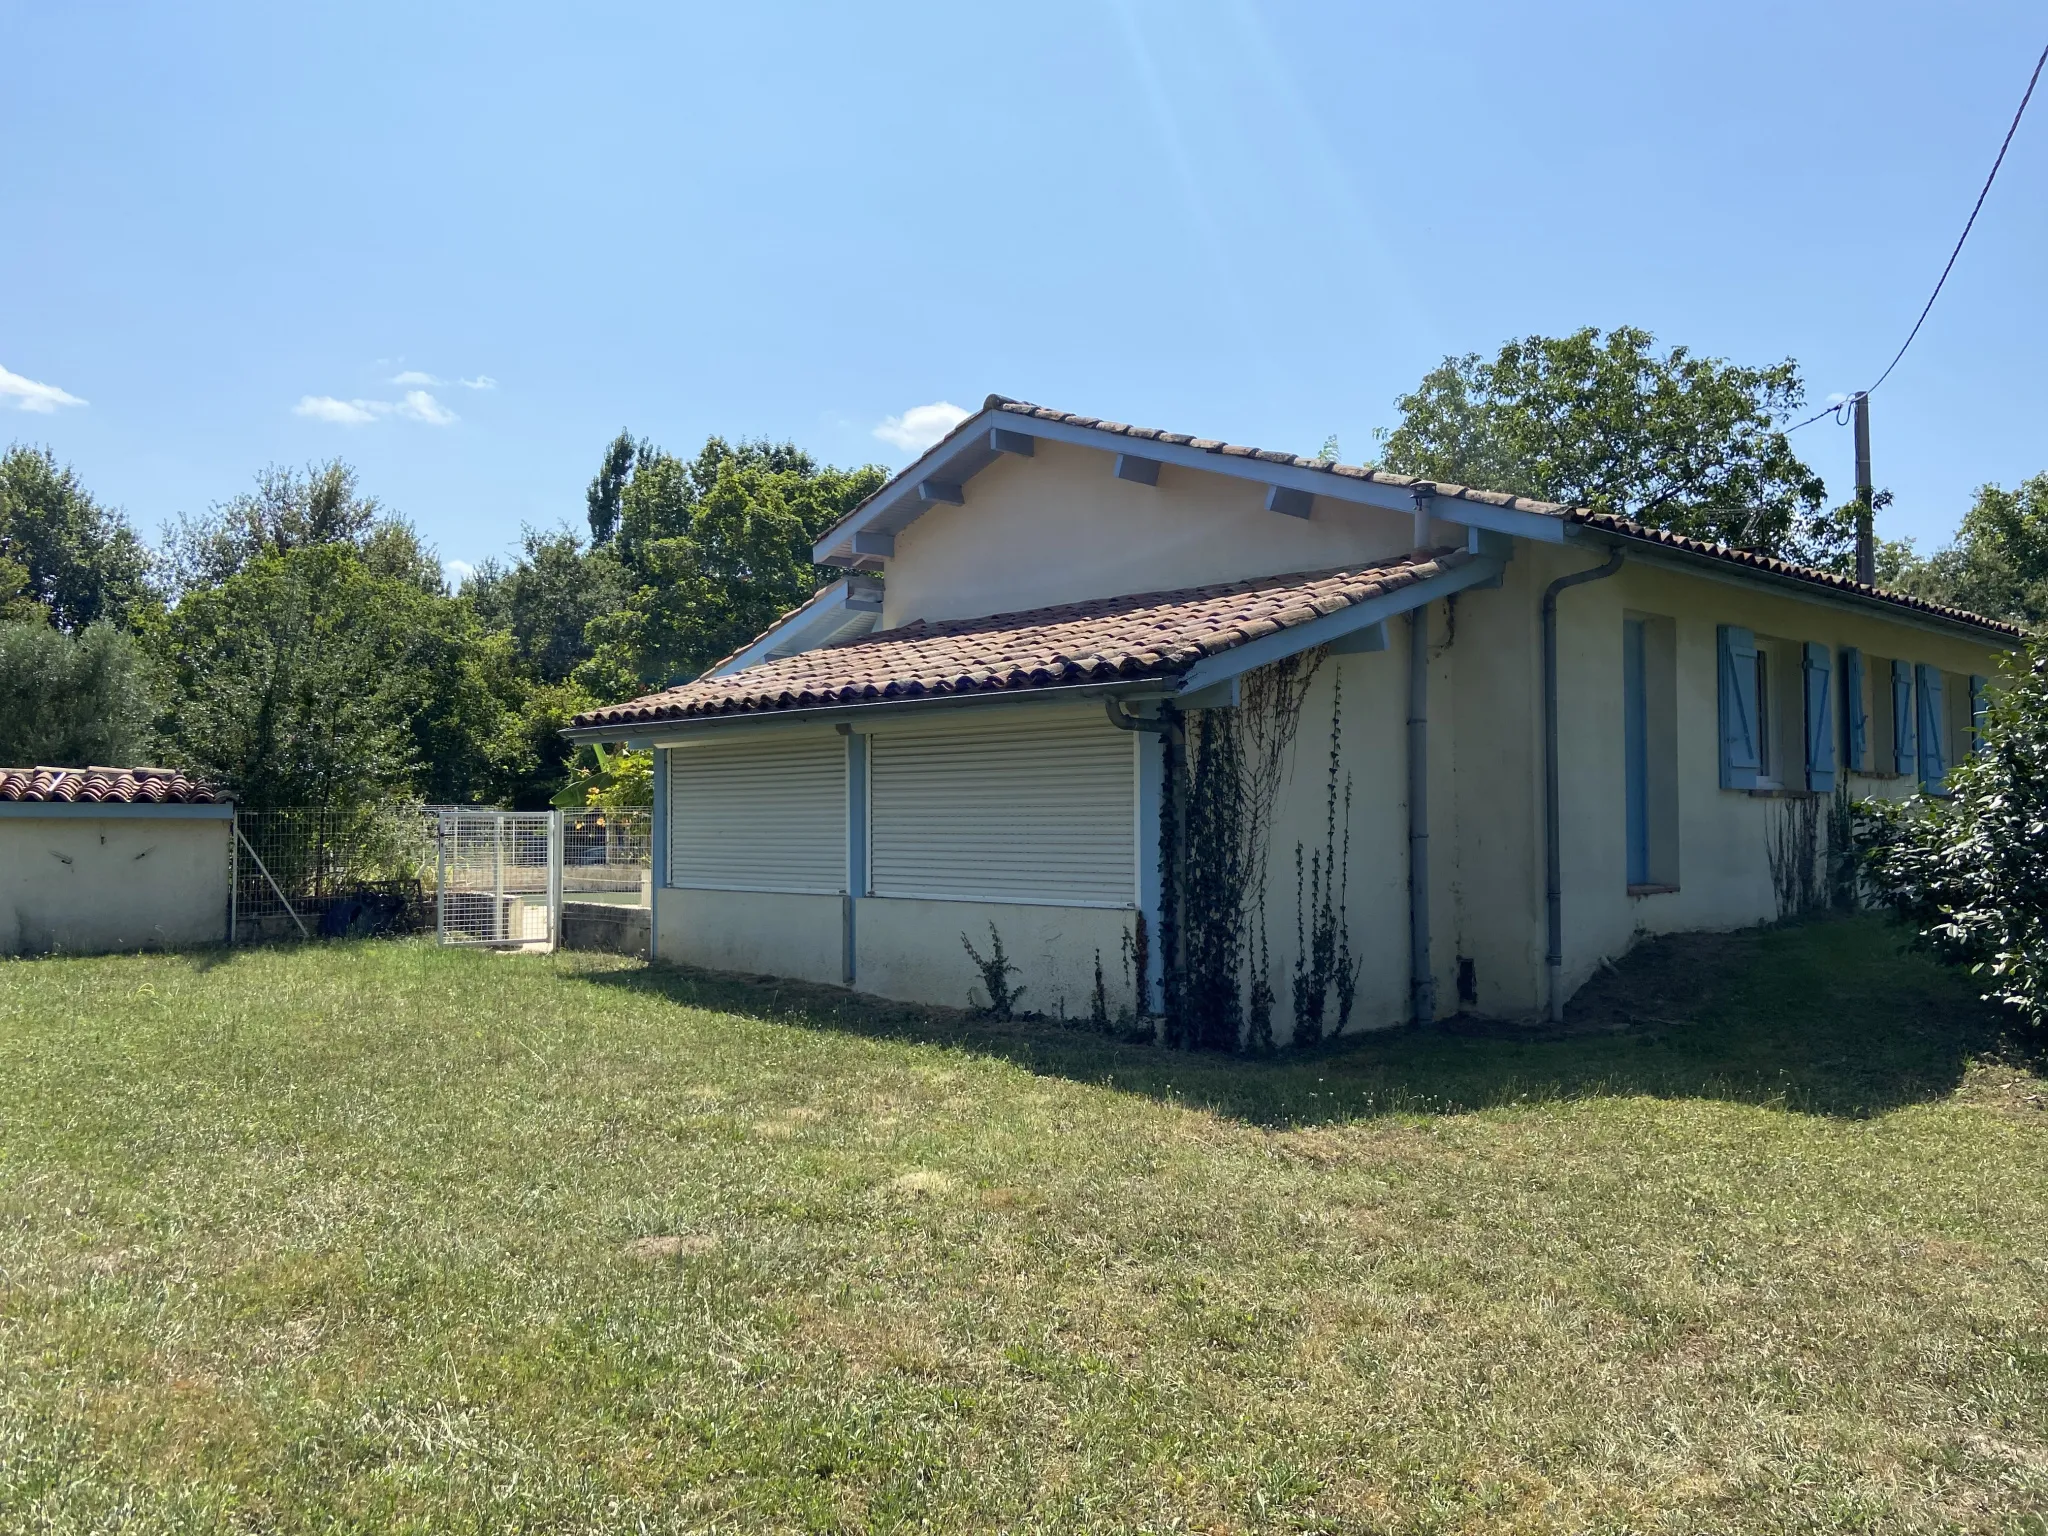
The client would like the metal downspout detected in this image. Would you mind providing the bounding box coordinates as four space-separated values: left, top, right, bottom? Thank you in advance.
1408 604 1434 1025
1542 547 1625 1022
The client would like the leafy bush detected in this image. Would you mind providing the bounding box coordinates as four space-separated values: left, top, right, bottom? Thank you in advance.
0 620 152 766
1862 642 2048 1028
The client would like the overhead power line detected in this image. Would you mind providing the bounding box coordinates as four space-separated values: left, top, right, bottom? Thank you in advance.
1780 37 2048 436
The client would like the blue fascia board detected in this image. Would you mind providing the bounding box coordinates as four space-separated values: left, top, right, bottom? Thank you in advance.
813 408 1569 565
1174 557 1507 697
706 579 871 679
0 800 234 820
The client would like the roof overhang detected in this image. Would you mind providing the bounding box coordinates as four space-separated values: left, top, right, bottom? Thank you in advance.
814 404 1569 569
0 799 234 819
1563 522 2022 648
704 576 884 679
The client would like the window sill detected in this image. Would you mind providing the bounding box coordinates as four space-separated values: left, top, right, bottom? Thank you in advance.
1627 883 1680 898
1745 786 1823 799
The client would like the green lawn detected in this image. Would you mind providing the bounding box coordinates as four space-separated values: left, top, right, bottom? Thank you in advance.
3 918 2047 1533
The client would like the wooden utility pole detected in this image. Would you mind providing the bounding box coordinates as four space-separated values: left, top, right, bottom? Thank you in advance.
1853 391 1875 585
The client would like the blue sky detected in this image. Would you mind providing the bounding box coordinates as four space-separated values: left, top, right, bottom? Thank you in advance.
3 1 2043 582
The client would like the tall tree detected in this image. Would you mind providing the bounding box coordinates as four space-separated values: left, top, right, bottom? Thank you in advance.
463 527 626 684
585 431 641 547
152 544 512 807
0 621 152 767
580 436 885 697
161 460 442 595
1890 473 2048 630
0 444 158 631
1379 327 1833 562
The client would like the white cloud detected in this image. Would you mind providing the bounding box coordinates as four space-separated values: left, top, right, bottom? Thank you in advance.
873 400 969 452
294 395 381 425
390 369 442 386
294 389 457 427
443 558 477 587
460 375 496 390
396 389 457 426
0 364 87 414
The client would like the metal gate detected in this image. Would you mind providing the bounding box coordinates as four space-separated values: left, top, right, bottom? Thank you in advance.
435 809 562 947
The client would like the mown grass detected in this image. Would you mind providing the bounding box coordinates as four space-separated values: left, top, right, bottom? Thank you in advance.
2 916 2046 1533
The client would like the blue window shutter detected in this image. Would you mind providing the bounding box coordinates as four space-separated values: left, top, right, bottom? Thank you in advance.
1803 642 1836 791
1718 625 1759 789
1969 674 1988 755
1891 660 1917 778
1840 647 1868 772
1916 665 1947 789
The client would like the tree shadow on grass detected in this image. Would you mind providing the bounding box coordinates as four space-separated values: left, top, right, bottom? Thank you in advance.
571 915 2029 1128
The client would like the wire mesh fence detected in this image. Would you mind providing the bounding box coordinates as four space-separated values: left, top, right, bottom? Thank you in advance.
232 804 437 943
230 802 654 947
434 809 559 946
562 807 653 907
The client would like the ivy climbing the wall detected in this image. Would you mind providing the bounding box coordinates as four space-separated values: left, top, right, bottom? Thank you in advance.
1292 672 1361 1045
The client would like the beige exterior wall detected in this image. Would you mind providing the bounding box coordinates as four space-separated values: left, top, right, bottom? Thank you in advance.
654 887 844 984
882 438 1424 628
0 813 231 956
854 896 1137 1016
1533 545 2006 1004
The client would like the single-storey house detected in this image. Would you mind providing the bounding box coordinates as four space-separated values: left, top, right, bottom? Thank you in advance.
567 396 2018 1036
0 767 233 955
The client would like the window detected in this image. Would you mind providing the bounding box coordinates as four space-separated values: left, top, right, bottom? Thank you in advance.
867 707 1137 907
1623 614 1678 891
666 731 847 894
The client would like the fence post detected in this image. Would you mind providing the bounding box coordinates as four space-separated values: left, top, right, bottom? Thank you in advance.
228 808 238 945
548 808 563 950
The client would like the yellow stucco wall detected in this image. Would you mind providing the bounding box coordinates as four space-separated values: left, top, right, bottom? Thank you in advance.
882 438 1426 628
0 814 231 955
1534 545 2006 1004
654 887 844 984
854 896 1137 1015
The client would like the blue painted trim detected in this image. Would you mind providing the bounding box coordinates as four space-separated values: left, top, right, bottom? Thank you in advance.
1892 660 1917 779
649 747 669 962
852 530 895 558
1623 618 1649 886
1264 485 1313 519
1135 727 1164 1015
988 427 1035 456
1174 556 1506 697
1326 621 1388 655
1717 625 1759 790
0 800 234 820
1114 453 1161 486
917 479 964 505
1803 641 1836 792
1840 647 1868 772
845 731 867 983
1916 664 1946 790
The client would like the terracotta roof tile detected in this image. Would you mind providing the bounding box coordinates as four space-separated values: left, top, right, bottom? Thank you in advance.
958 397 2018 640
0 766 225 805
1567 511 2024 639
573 551 1464 729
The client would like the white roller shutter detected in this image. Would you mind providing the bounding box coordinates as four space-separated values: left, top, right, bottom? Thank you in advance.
667 731 845 893
869 708 1136 908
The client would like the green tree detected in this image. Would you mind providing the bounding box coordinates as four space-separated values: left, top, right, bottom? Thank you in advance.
585 430 642 547
162 459 443 595
151 545 510 807
1889 473 2048 630
579 435 885 697
0 444 158 631
1379 327 1833 562
1864 642 2048 1028
463 528 626 684
0 621 153 767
